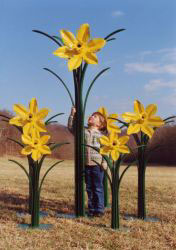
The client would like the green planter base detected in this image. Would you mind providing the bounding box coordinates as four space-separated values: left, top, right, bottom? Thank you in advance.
124 214 160 222
16 211 48 218
56 213 76 219
109 226 130 232
18 223 52 230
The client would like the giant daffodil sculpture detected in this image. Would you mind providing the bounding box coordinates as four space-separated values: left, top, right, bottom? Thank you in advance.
33 24 125 217
86 130 134 229
1 98 68 228
121 100 165 220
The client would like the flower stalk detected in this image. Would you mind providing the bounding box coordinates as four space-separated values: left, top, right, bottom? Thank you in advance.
33 23 125 217
122 100 165 220
7 98 68 228
111 161 120 229
73 66 86 216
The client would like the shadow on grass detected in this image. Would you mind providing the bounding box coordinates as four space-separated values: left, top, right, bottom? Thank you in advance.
0 191 75 215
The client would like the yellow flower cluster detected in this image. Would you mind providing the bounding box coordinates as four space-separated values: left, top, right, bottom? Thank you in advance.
98 107 130 161
98 100 164 162
9 98 51 161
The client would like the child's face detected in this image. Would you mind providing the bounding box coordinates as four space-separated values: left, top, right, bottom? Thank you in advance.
88 113 101 128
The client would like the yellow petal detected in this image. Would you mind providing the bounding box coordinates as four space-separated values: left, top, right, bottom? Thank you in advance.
83 52 98 64
147 117 164 127
111 150 120 161
31 128 40 139
9 117 26 127
21 146 33 155
107 123 121 133
40 135 50 145
134 100 145 114
77 23 90 43
87 38 106 52
100 146 110 156
14 104 28 117
127 123 140 135
141 124 154 138
39 145 51 155
146 104 157 117
122 112 138 122
22 134 32 145
23 123 32 135
100 135 110 146
118 145 130 154
97 107 108 119
35 121 47 132
32 149 41 161
60 30 76 48
29 98 38 114
53 46 75 59
118 136 129 145
68 56 82 71
109 132 118 144
36 109 49 120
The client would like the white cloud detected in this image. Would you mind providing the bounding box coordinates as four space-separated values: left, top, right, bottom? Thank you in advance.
156 48 176 62
125 63 176 74
125 48 176 75
112 10 124 18
144 79 176 92
162 64 176 74
162 90 176 106
125 63 161 73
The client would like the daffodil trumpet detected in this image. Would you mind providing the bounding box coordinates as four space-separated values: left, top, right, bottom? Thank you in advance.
33 23 125 217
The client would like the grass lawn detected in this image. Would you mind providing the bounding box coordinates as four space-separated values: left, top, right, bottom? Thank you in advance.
0 156 175 250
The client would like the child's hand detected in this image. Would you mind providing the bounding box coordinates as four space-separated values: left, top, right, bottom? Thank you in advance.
71 107 76 116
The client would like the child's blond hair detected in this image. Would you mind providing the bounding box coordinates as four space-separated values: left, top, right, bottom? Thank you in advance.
91 112 107 132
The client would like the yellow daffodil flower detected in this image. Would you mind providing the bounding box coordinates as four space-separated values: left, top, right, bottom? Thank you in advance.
122 100 165 138
100 132 130 161
9 98 49 134
98 106 121 133
53 23 106 71
21 130 51 161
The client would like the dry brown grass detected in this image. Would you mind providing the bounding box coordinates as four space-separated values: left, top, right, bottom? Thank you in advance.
0 156 175 250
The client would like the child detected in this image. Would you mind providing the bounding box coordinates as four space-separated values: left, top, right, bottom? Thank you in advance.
68 107 107 217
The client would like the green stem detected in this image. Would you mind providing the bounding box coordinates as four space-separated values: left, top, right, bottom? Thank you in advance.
83 67 110 116
27 156 33 214
73 67 85 217
103 174 110 208
31 161 40 228
137 162 146 219
111 164 120 229
39 160 64 196
137 134 146 219
43 68 74 106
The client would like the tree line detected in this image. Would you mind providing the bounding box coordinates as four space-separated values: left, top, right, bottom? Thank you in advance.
0 110 175 166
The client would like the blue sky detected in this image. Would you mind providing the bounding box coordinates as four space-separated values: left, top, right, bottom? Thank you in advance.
1 0 176 125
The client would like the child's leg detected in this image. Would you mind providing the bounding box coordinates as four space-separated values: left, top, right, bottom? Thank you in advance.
92 165 104 214
85 166 94 214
